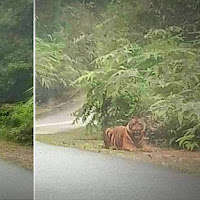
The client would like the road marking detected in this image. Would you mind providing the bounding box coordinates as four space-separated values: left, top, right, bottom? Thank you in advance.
35 121 74 127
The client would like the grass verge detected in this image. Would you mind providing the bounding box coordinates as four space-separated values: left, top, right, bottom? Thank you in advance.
36 127 200 175
0 139 33 171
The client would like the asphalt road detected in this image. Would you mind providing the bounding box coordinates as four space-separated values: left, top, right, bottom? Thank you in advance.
35 142 200 200
35 95 85 134
0 159 33 200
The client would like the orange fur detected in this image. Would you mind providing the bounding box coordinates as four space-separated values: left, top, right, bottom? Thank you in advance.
103 118 145 151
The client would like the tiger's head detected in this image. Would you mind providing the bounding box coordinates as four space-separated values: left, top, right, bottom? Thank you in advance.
126 118 145 146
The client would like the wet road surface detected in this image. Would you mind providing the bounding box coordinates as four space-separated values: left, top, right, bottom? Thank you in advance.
35 142 200 200
36 96 84 134
0 159 33 200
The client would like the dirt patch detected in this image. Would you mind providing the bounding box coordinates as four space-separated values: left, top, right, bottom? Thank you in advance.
0 140 33 170
133 147 200 174
36 127 200 175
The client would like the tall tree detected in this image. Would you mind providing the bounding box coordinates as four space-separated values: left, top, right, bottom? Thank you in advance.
0 0 33 102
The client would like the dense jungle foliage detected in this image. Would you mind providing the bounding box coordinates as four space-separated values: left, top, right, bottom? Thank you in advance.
0 0 33 145
36 0 200 150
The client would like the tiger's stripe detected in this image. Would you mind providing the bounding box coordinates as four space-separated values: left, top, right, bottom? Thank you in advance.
103 118 145 151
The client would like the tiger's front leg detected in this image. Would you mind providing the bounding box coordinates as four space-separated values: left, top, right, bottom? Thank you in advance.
122 134 136 152
138 144 152 152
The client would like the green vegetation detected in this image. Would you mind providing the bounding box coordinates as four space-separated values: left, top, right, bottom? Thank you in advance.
0 0 33 145
36 0 200 150
0 97 33 145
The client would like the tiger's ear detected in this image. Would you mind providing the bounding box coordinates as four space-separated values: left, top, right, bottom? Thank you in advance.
131 118 137 124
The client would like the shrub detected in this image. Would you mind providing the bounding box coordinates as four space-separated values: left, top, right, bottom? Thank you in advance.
0 97 33 145
75 27 200 150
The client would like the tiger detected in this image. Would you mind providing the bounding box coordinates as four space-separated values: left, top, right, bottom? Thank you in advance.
103 118 146 151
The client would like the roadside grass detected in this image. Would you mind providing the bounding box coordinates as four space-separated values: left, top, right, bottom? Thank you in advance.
36 127 138 158
36 127 200 174
0 139 33 171
36 128 105 152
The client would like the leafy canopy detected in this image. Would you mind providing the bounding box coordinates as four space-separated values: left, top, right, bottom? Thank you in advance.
36 0 200 150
